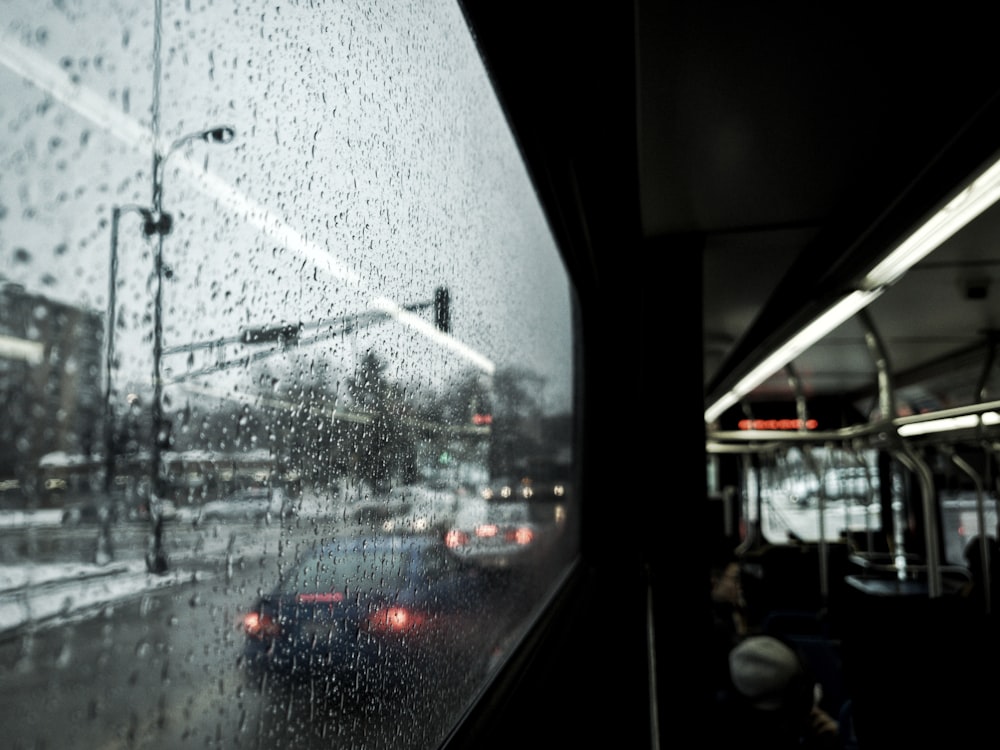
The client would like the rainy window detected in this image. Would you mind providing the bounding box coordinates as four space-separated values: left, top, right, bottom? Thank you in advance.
750 446 883 544
0 2 577 748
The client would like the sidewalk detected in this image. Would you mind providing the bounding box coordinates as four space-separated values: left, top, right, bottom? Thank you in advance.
0 558 211 638
0 509 214 638
0 492 345 639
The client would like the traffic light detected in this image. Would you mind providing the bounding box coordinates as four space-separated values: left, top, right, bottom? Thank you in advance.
142 210 174 236
434 287 450 333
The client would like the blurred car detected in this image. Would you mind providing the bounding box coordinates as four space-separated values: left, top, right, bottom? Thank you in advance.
348 482 461 533
443 498 543 568
177 485 289 524
240 532 502 702
378 483 461 533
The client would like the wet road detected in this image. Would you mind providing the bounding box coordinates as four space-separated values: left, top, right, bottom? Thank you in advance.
0 516 560 749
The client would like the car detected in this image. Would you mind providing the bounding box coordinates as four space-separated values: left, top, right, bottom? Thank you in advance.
239 532 506 707
443 498 544 569
377 483 462 533
177 485 290 524
347 482 462 533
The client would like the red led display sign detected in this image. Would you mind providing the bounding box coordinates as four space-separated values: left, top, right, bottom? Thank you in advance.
737 418 818 431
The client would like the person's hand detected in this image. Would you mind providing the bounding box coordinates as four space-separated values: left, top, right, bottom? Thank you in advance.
808 705 839 737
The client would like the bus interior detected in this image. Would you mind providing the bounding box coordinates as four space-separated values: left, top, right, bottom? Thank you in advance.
461 1 1000 747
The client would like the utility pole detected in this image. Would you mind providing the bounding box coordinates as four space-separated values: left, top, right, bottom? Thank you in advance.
101 0 238 575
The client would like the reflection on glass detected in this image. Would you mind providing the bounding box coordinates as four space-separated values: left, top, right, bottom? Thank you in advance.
0 1 576 747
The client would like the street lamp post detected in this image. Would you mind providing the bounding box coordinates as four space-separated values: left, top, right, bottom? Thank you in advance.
104 204 150 497
103 125 235 574
148 128 236 486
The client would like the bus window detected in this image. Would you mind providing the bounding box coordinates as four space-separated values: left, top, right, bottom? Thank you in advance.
0 1 577 747
750 446 883 544
940 490 999 566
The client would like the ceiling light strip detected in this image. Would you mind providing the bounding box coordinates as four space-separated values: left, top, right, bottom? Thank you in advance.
864 157 1000 288
705 152 1000 425
895 413 1000 437
703 289 883 423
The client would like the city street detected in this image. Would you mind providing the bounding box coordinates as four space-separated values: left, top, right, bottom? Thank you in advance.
0 503 562 749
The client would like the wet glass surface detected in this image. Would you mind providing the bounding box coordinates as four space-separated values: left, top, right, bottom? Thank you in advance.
0 1 577 746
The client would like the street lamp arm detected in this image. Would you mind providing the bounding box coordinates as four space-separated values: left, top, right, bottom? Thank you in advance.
168 125 236 153
167 125 236 155
153 125 237 215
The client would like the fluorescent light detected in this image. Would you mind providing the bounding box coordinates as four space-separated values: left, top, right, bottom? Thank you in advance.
704 391 742 425
897 411 1000 437
865 156 1000 288
704 289 882 423
705 150 1000 425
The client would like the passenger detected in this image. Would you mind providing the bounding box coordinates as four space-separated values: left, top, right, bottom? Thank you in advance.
960 534 1000 613
710 554 748 639
708 553 749 696
712 634 840 749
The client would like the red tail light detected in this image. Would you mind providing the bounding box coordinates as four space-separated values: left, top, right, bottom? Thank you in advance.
243 611 281 639
365 605 426 634
507 526 534 545
445 529 469 548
